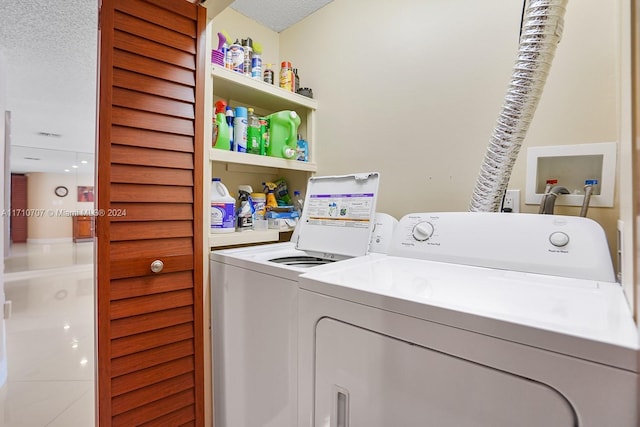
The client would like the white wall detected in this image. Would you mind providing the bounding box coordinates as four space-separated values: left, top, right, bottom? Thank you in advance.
276 0 622 266
26 172 95 242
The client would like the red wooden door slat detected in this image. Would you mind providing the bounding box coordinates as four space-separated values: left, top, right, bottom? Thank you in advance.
97 0 205 425
111 372 195 415
111 339 195 378
111 322 194 358
113 67 195 102
115 0 196 36
112 355 195 396
108 202 194 221
111 164 194 186
114 10 196 53
111 125 194 152
113 87 195 120
111 145 194 168
111 390 194 427
113 49 196 86
111 289 194 319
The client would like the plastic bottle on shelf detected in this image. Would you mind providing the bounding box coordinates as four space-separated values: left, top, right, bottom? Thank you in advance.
259 117 269 155
251 192 267 230
225 106 235 151
234 106 248 153
251 41 263 80
296 137 308 161
293 190 304 216
263 63 274 85
210 178 236 233
279 61 294 92
293 68 300 93
242 37 253 77
264 186 278 209
212 100 230 150
247 108 261 154
228 40 244 73
236 185 254 231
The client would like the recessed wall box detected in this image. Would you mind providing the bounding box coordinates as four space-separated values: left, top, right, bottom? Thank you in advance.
525 142 616 207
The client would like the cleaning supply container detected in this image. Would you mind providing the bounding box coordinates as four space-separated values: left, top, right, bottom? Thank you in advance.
267 110 300 159
212 100 230 150
211 178 235 233
234 106 248 153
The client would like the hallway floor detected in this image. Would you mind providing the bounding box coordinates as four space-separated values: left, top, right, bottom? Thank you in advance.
1 241 95 426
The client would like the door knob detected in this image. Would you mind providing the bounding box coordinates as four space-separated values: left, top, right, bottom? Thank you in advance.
150 260 164 273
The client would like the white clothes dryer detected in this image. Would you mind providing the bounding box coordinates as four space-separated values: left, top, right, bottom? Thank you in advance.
297 212 639 427
210 173 382 427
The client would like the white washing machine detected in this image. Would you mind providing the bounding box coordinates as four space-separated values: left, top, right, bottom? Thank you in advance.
210 173 387 427
297 212 640 427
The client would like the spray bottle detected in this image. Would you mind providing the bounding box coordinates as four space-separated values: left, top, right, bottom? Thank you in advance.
236 185 255 231
212 100 230 150
263 182 279 209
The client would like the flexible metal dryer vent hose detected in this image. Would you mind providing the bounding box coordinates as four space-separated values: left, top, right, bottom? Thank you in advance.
469 0 568 212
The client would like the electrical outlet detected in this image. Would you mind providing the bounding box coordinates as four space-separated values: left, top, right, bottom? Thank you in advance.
502 189 520 213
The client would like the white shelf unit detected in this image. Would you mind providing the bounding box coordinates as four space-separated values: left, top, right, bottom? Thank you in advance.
207 65 318 248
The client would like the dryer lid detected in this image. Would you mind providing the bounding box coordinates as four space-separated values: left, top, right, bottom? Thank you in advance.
294 172 380 260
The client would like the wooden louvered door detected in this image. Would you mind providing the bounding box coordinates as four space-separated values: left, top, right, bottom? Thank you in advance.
97 0 205 425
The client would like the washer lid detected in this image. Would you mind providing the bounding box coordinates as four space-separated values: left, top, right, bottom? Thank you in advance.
295 172 380 260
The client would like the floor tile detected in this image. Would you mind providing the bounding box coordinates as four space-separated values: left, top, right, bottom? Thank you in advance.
1 242 95 426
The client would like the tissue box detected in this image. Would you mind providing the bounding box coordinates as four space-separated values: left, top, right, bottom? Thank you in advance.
266 209 299 230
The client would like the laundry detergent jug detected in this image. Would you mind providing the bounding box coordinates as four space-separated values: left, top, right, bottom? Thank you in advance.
210 178 236 233
267 110 300 159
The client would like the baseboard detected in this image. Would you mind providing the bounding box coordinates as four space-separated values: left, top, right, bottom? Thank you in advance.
25 237 74 244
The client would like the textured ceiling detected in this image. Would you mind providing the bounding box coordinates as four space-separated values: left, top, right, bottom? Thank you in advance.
229 0 334 32
0 0 98 175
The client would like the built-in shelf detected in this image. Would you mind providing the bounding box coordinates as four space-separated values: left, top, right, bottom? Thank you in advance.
207 63 318 249
209 229 280 248
210 148 317 172
212 65 318 112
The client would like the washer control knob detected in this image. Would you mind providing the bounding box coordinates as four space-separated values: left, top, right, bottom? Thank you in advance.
412 221 434 241
549 232 570 247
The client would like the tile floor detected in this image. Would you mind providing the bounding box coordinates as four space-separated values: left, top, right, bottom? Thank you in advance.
1 241 95 426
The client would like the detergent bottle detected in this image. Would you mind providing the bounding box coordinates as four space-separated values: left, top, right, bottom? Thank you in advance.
210 178 235 233
212 100 230 150
266 110 300 159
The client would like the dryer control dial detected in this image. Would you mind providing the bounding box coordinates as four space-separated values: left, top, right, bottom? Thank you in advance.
412 221 435 241
549 231 570 247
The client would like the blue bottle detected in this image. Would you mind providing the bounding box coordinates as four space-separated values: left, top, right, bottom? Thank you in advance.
234 106 248 153
225 106 235 151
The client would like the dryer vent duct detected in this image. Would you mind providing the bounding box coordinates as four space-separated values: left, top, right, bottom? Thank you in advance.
469 0 568 212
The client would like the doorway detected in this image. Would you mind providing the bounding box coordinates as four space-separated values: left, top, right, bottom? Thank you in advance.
0 1 98 425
